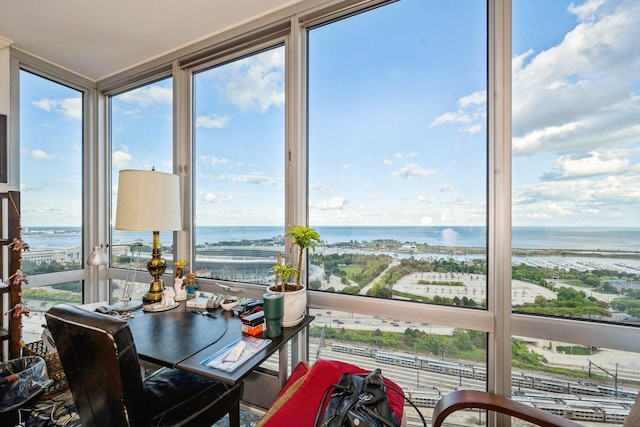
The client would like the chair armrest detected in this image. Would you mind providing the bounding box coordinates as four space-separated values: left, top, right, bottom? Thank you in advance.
432 390 584 427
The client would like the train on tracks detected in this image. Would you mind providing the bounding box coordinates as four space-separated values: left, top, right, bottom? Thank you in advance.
330 343 638 424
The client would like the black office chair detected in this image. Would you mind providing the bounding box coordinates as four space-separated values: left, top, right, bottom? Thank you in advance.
45 304 243 427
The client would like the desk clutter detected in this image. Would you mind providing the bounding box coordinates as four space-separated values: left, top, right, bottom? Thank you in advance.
201 336 271 373
241 311 265 336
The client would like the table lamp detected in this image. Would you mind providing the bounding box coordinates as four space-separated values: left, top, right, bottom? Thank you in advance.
115 169 182 303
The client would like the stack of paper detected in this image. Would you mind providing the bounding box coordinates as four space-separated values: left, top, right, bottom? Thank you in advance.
201 336 271 372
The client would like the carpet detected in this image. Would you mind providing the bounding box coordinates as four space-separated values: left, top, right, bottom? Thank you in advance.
17 390 262 427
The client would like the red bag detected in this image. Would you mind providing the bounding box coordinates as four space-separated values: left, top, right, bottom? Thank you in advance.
258 359 404 427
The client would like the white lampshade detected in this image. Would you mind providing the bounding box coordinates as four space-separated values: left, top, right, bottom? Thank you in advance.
115 169 182 231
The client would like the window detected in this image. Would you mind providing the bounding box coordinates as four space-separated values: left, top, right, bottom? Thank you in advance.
308 311 487 425
511 1 639 424
307 0 487 307
19 70 84 274
110 77 173 301
192 47 286 282
18 70 84 343
511 1 640 325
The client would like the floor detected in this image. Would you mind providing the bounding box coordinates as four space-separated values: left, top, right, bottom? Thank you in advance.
15 390 263 427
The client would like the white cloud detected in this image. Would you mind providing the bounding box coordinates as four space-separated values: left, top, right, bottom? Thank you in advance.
417 196 436 203
420 216 433 226
212 156 232 166
310 183 332 194
33 97 82 120
313 197 347 210
196 114 230 128
512 0 640 155
568 0 606 22
224 49 285 113
430 90 486 134
547 203 573 216
200 155 232 166
118 85 172 107
542 151 630 180
112 148 133 169
221 173 276 185
391 163 434 178
20 183 37 192
204 193 232 203
513 172 640 224
441 228 461 246
31 149 62 160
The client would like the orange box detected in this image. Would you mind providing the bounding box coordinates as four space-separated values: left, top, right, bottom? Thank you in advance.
242 321 265 336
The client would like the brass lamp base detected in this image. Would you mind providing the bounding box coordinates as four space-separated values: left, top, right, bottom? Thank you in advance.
142 279 164 303
143 231 168 303
143 279 165 303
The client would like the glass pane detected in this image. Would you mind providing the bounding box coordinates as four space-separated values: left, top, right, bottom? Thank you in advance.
511 1 640 324
21 281 83 344
19 71 83 275
511 335 638 426
193 46 285 282
308 0 487 307
307 311 487 426
110 78 174 276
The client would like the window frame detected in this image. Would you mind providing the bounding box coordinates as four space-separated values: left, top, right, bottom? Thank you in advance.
10 50 97 301
8 1 638 425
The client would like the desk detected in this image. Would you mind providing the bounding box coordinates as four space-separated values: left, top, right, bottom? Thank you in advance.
126 304 314 408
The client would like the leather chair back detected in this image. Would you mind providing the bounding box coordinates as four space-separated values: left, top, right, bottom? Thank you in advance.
45 304 147 426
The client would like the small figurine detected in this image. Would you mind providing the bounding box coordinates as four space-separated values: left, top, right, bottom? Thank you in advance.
162 287 176 306
8 237 29 252
7 269 29 287
5 302 29 318
174 261 188 301
186 273 198 296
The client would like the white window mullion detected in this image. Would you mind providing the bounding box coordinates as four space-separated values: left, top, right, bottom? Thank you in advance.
488 0 513 426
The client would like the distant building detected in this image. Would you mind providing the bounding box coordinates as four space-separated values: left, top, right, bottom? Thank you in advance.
23 246 82 264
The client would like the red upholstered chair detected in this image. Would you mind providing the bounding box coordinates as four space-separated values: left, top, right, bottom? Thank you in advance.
257 359 405 427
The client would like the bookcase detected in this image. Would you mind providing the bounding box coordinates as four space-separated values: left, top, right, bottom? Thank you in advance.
0 191 24 361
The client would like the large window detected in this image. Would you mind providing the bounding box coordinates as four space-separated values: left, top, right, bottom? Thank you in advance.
511 1 640 424
18 70 84 342
192 47 286 282
511 0 640 324
306 3 488 425
308 310 487 425
19 70 84 274
110 77 173 301
307 1 487 306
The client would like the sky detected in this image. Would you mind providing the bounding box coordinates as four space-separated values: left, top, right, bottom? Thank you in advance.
18 0 640 231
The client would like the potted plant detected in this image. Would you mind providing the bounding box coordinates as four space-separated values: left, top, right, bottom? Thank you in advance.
271 254 298 293
284 225 322 288
267 225 321 326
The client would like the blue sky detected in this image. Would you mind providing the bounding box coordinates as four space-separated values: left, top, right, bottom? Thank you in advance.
19 0 640 230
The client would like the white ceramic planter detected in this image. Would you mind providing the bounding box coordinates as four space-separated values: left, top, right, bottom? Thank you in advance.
267 285 306 327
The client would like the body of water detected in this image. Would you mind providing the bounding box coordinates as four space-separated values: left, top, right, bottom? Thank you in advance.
23 225 640 252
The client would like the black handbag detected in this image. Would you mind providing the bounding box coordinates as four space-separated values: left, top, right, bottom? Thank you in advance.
313 369 426 427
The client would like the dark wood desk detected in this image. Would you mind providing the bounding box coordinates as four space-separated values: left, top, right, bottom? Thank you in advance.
177 313 313 385
126 304 314 408
127 309 229 367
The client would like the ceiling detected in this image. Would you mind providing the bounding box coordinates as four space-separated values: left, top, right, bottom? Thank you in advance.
0 0 303 81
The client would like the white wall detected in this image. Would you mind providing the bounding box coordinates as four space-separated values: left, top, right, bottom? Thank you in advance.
0 45 9 114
